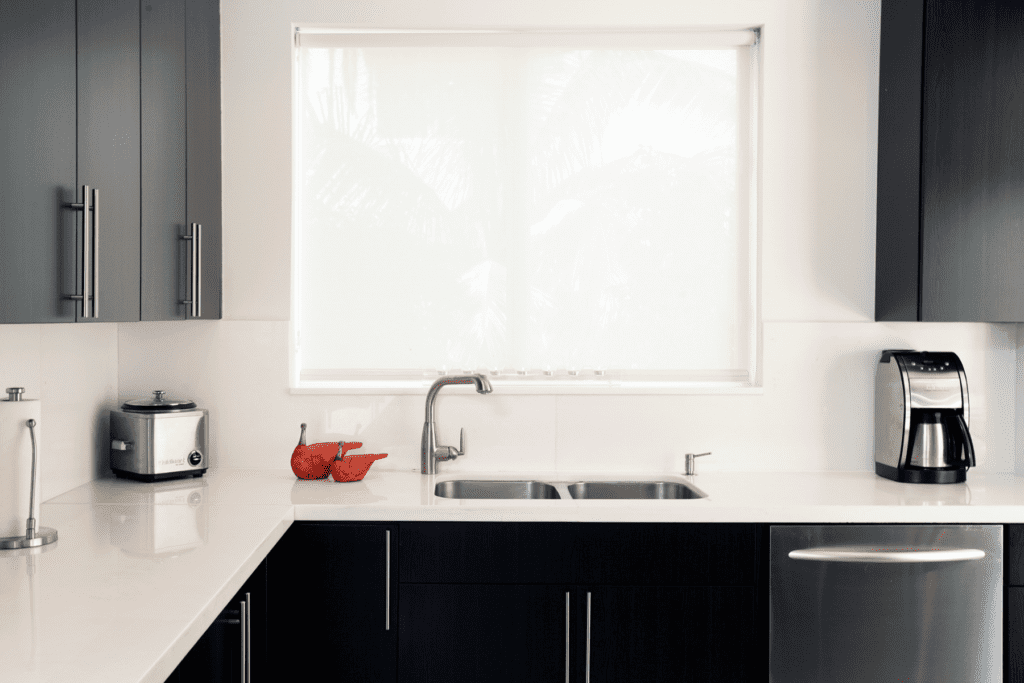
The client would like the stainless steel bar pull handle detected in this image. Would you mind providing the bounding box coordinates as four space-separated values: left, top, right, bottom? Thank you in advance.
239 597 247 683
66 185 92 318
195 222 202 316
565 592 570 683
789 546 986 563
181 222 202 317
585 591 592 683
385 529 391 631
244 592 251 683
90 188 99 318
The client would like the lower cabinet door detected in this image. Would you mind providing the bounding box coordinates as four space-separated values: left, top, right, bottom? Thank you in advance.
1010 587 1024 683
266 523 397 682
399 584 570 683
582 586 754 683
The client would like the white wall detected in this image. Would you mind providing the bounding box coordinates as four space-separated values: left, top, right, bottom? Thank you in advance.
113 0 1020 474
0 324 118 499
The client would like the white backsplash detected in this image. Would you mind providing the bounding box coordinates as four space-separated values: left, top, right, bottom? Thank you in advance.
116 319 1018 475
0 324 118 500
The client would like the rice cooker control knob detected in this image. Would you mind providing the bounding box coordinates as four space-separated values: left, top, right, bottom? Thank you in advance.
188 450 203 467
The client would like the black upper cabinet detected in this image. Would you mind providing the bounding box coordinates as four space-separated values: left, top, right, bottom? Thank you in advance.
79 0 142 323
0 0 220 324
876 0 1024 322
141 0 187 321
185 0 222 320
0 0 81 323
141 0 222 321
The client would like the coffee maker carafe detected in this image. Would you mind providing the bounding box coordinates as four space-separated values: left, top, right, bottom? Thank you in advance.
874 350 975 484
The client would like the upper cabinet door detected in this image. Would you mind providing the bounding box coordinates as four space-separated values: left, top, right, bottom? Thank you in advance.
186 0 222 320
919 0 1024 321
77 0 141 322
140 0 221 321
141 0 187 321
0 0 78 324
876 0 1024 322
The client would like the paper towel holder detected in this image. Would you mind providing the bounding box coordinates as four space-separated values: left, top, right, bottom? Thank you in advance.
1 415 58 550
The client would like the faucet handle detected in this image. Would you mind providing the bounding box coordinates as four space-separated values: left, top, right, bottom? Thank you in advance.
684 452 711 475
434 429 466 462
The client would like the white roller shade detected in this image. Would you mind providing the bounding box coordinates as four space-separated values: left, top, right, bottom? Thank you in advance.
293 29 759 390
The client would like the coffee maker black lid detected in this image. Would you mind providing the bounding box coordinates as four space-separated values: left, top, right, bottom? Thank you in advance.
879 349 916 363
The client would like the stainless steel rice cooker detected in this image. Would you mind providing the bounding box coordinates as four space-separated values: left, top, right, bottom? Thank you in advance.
110 390 209 481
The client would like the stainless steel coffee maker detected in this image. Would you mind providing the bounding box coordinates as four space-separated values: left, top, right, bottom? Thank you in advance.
874 350 975 484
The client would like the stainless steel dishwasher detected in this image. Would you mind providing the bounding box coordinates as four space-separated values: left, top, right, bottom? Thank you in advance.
770 525 1002 682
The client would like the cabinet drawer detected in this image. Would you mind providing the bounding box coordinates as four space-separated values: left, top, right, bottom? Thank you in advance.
401 522 758 586
576 523 758 586
400 522 576 584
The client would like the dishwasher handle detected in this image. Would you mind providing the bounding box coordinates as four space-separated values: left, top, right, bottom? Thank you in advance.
789 546 985 563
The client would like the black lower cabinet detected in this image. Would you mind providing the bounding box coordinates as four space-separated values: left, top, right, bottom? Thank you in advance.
398 522 763 683
165 559 266 683
1009 588 1023 682
266 522 397 682
180 522 764 683
584 586 754 683
1008 526 1023 683
399 584 568 683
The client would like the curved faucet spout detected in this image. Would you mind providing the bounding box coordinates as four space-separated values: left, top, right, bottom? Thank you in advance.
422 374 492 474
424 374 492 422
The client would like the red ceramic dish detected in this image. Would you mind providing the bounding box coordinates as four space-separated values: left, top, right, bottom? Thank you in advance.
291 441 339 480
331 452 388 482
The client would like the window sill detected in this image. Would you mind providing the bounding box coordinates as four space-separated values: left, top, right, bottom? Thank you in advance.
289 381 764 396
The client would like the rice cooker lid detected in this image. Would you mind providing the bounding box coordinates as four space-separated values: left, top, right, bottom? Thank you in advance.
122 390 197 413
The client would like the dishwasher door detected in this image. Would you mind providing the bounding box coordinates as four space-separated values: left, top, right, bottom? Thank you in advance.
770 525 1002 683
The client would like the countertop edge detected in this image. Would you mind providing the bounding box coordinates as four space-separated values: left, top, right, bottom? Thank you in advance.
139 515 294 683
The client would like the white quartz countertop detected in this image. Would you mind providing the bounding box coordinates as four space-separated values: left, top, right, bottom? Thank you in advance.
5 466 1024 682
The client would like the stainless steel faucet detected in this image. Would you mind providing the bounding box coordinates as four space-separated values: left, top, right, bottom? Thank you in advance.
421 374 493 474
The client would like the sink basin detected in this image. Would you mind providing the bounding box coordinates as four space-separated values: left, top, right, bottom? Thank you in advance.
566 481 705 500
434 480 561 500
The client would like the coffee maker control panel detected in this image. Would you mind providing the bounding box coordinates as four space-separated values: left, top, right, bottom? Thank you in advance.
901 355 966 410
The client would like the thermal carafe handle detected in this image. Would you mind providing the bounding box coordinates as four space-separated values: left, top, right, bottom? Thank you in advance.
957 412 976 467
789 546 985 563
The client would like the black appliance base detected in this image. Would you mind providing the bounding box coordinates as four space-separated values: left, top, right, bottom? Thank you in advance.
875 462 966 484
112 468 206 482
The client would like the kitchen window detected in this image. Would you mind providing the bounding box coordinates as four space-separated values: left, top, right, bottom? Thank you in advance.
292 28 760 392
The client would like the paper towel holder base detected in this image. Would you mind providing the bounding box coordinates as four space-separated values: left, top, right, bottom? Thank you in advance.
0 527 57 550
1 414 57 551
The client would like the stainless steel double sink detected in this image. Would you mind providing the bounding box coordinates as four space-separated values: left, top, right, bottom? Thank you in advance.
433 479 705 500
